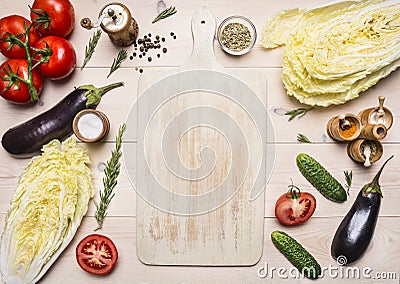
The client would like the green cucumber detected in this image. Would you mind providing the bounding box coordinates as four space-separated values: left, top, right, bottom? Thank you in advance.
271 230 321 279
296 153 347 202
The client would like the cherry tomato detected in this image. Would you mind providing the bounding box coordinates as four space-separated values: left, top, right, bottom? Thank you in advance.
0 59 43 104
33 36 76 80
275 182 316 226
0 15 40 59
30 0 75 37
76 234 118 275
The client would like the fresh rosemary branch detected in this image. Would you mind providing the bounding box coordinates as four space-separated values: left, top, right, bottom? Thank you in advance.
297 133 312 144
285 107 314 121
82 29 102 70
94 123 126 231
107 49 127 78
152 6 177 23
344 170 353 195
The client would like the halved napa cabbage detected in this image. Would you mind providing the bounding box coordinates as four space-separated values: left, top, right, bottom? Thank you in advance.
262 0 400 106
0 138 94 284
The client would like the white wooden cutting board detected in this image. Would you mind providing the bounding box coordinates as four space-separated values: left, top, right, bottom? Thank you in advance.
128 7 273 265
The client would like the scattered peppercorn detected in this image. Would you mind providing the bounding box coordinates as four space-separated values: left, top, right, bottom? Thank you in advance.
139 54 142 58
163 47 167 53
139 69 143 73
148 33 152 37
140 46 144 52
129 56 133 60
143 52 146 56
156 35 160 40
162 37 165 42
173 35 176 39
157 54 160 58
148 57 152 62
133 52 137 57
170 32 174 36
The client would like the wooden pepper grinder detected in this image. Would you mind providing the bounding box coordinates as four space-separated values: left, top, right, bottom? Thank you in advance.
358 96 393 130
326 113 361 142
81 2 139 47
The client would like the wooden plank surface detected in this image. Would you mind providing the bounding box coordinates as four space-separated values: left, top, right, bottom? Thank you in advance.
0 0 399 283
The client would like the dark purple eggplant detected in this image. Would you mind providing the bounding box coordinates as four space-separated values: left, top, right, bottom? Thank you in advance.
1 82 123 157
331 155 393 265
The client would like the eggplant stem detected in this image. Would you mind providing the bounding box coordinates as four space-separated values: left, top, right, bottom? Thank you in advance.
372 155 394 186
80 82 124 107
365 155 394 197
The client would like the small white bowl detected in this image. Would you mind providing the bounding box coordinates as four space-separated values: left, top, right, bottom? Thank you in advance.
217 15 257 56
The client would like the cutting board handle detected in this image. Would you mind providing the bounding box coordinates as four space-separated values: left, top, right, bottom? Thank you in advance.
187 7 222 69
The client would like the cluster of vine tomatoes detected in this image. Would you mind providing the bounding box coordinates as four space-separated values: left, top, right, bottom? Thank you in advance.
0 0 76 104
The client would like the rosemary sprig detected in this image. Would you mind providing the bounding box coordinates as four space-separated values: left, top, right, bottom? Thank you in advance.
152 6 177 23
82 29 102 70
344 170 353 195
297 133 312 144
107 49 127 78
285 107 314 121
94 123 126 231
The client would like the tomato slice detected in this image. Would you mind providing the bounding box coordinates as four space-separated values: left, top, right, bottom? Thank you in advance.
275 183 316 226
76 234 118 275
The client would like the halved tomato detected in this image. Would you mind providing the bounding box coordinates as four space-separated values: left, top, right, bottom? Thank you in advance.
76 234 118 275
275 181 316 226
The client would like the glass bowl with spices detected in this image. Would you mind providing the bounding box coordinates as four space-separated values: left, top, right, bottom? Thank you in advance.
217 15 257 56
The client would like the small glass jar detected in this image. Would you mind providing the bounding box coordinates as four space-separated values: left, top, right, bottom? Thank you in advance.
73 109 110 143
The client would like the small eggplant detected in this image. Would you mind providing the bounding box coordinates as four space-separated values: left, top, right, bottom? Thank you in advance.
1 82 123 157
331 155 393 265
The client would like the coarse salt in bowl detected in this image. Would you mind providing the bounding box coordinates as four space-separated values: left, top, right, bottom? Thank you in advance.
217 15 257 56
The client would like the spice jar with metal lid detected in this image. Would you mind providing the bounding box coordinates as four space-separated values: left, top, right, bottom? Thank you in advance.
81 2 139 47
73 109 110 143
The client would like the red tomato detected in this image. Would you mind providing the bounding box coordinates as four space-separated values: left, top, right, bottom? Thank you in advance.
76 234 118 275
33 36 76 80
30 0 75 37
0 59 43 104
0 15 40 59
275 183 316 226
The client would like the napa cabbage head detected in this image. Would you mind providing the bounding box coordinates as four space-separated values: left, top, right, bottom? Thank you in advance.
0 138 94 284
262 0 400 106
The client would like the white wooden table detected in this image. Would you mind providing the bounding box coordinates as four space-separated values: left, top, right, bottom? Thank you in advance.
0 0 399 283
